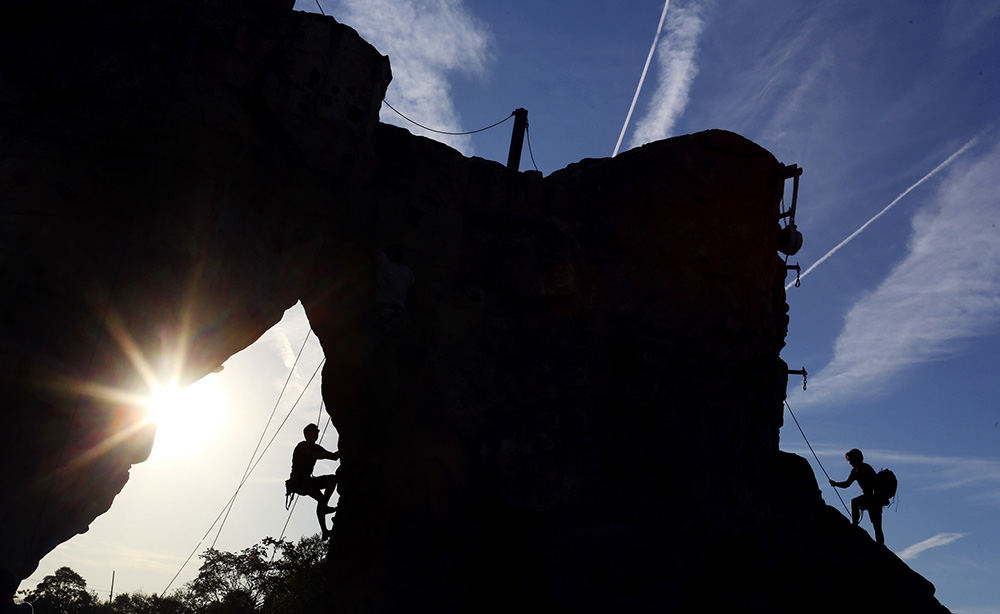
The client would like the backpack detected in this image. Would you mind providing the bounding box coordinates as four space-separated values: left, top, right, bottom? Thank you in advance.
875 468 897 505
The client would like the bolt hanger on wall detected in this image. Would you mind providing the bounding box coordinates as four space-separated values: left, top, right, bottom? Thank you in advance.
786 263 801 287
787 367 808 390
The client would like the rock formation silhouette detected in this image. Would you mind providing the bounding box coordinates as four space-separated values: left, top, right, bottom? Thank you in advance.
0 1 950 612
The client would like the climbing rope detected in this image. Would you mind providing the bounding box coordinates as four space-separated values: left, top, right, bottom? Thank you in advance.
525 122 540 173
211 330 313 547
162 356 326 595
784 400 851 517
382 100 514 136
315 399 325 427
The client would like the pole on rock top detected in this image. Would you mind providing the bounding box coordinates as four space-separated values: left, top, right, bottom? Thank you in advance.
506 108 528 171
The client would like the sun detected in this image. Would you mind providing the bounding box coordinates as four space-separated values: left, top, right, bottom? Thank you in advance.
143 376 228 459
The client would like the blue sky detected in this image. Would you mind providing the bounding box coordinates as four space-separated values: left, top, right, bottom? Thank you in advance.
22 1 1000 611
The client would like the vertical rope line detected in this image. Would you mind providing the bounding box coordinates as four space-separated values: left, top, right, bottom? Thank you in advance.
163 358 325 595
210 330 312 547
525 122 540 172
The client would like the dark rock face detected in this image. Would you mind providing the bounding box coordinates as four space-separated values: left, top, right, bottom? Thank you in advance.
0 0 389 597
0 2 949 613
335 126 789 612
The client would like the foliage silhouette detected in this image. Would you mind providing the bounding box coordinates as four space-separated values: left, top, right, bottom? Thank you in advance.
23 567 101 614
17 535 327 614
109 592 190 614
180 535 327 613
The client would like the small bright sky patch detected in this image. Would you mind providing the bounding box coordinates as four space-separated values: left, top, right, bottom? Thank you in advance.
143 376 229 459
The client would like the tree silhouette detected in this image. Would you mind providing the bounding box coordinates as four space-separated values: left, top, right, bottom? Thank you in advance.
179 543 275 612
19 535 328 613
109 592 190 614
179 535 327 613
260 535 327 613
24 567 101 614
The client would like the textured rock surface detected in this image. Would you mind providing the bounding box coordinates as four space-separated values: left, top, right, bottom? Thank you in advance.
0 2 949 612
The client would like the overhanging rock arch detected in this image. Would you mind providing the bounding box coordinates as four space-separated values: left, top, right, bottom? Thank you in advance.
1 2 949 612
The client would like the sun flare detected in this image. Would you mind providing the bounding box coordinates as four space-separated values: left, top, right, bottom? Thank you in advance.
143 376 228 459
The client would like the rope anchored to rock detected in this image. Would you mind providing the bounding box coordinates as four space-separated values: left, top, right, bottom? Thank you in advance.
785 400 851 517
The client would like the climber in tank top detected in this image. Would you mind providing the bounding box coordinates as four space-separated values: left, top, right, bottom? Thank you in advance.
287 423 340 539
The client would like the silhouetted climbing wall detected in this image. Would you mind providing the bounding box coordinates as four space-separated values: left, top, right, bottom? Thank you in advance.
0 2 950 613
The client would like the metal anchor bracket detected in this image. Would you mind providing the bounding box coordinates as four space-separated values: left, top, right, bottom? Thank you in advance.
788 367 807 390
778 164 803 222
786 263 801 287
777 164 804 256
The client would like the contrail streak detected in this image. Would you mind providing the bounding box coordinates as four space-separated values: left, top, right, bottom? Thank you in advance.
612 0 671 157
786 136 981 290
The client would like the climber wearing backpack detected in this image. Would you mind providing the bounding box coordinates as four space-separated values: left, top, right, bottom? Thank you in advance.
830 448 891 545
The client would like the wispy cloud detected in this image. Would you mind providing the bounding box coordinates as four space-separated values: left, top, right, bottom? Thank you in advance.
788 135 982 290
687 5 830 146
793 136 1000 407
897 532 966 561
628 1 707 148
943 2 1000 47
270 325 297 369
612 0 671 157
759 45 832 144
783 445 1000 502
261 303 320 395
860 449 1000 493
327 0 494 153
